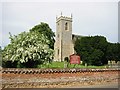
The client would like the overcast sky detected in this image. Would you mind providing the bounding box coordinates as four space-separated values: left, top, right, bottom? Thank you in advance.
0 0 119 48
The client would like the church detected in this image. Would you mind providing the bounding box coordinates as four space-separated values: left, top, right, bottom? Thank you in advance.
54 14 82 62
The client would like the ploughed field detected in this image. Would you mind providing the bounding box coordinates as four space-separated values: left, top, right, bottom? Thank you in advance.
1 68 120 88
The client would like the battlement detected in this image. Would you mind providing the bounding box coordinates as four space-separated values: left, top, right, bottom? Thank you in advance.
56 16 72 22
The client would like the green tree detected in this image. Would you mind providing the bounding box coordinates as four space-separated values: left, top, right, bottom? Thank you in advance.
106 42 120 63
74 36 108 66
90 36 108 64
2 30 54 68
30 22 55 49
118 43 120 62
0 46 2 67
89 49 104 66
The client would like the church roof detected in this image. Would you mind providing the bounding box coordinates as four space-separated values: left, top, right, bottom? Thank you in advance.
72 34 83 38
72 34 83 44
72 33 83 39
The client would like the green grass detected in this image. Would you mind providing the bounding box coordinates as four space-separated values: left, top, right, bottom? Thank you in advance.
37 61 106 69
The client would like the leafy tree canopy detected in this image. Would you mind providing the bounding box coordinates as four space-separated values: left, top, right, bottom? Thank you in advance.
2 23 54 68
106 42 120 62
74 36 108 66
30 22 55 49
0 46 2 66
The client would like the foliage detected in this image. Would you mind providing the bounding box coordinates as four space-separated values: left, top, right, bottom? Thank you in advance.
106 42 120 63
0 46 2 66
74 36 108 66
38 61 106 69
30 22 55 49
2 26 54 68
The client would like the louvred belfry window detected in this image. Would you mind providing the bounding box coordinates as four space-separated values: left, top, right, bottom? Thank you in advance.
65 22 68 30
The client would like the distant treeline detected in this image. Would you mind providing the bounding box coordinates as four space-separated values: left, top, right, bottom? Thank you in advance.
74 36 120 66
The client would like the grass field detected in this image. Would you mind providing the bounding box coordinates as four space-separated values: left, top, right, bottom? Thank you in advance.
38 61 106 69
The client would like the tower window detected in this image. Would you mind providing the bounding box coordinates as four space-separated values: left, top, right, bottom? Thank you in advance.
58 49 59 56
58 34 59 38
65 22 68 30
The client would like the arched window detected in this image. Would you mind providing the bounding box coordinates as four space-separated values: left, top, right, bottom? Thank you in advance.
65 22 68 30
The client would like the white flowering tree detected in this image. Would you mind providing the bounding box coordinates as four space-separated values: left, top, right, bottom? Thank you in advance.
30 22 55 49
2 31 54 68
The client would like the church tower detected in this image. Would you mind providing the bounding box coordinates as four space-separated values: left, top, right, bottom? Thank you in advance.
54 14 74 61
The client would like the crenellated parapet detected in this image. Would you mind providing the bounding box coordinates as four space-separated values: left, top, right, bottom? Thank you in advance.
56 16 72 23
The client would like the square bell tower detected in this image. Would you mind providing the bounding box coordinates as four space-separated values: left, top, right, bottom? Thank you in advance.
54 14 74 61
